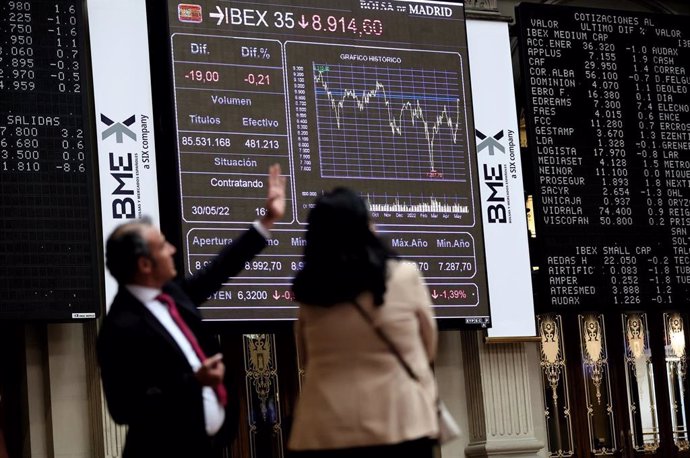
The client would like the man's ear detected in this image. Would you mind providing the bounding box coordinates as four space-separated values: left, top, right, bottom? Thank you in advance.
137 256 153 275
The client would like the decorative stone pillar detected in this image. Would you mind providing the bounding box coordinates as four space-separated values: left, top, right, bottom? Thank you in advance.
99 401 126 458
84 322 125 458
461 331 545 457
30 323 96 458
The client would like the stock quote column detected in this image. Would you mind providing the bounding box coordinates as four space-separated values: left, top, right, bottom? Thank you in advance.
165 0 489 323
0 0 100 319
517 3 690 310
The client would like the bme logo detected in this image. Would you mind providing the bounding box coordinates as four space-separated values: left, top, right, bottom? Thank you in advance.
476 129 507 224
101 114 137 143
101 113 137 219
476 129 504 156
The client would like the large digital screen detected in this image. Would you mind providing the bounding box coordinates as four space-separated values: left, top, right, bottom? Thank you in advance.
516 3 690 310
158 0 489 324
0 0 101 320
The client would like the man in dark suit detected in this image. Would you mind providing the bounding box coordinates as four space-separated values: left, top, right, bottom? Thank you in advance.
97 164 286 458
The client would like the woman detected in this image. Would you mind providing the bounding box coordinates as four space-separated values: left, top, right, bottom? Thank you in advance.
288 188 439 458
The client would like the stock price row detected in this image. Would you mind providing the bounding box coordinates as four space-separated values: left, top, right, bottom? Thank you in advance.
187 229 479 282
517 3 690 308
199 282 479 321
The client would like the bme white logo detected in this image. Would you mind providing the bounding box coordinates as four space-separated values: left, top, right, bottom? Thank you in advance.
476 129 507 224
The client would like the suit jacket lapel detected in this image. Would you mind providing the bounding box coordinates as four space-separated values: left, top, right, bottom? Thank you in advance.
117 288 192 365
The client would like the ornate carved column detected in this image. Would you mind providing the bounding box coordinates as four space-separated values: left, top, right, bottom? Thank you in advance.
461 331 545 457
464 0 498 12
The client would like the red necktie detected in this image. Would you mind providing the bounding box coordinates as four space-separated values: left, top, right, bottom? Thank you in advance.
156 293 228 407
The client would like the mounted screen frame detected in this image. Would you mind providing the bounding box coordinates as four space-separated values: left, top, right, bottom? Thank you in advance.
146 0 491 327
516 3 690 313
0 0 103 320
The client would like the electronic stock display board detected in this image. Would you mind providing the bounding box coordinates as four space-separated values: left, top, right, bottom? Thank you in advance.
517 4 690 311
0 0 100 319
160 0 490 324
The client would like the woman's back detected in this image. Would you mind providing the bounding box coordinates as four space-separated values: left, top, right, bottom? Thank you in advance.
288 260 438 451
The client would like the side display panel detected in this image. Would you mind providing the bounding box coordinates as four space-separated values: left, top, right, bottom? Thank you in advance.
0 0 101 319
163 0 489 324
516 4 690 310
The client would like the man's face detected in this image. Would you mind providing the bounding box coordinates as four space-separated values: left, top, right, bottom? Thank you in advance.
141 225 177 286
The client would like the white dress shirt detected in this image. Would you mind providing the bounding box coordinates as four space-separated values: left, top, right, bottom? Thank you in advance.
126 285 225 436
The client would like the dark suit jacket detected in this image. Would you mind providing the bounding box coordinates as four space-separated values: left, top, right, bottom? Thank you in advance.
97 226 266 458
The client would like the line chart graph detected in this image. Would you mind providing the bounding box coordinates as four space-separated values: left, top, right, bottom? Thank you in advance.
312 62 468 181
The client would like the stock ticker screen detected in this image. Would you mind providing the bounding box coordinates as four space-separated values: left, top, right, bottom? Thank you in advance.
161 0 489 324
0 0 101 320
517 4 690 311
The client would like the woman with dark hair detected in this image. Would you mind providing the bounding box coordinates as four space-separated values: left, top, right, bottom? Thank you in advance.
288 188 439 458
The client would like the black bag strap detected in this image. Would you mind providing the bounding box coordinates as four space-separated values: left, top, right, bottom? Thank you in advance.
351 299 420 382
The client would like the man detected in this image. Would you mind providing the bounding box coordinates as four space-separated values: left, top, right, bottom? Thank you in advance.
97 164 286 458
